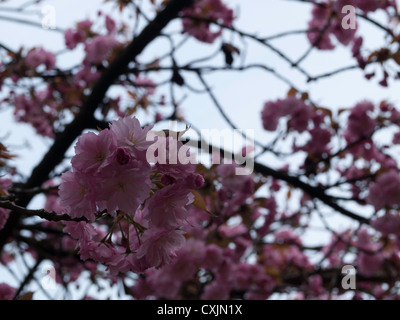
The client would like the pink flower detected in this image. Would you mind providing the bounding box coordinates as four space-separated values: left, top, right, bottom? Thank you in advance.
393 131 400 144
136 229 186 269
285 99 314 133
109 116 154 152
84 35 119 64
58 171 98 221
25 47 56 70
144 185 194 228
64 222 118 263
307 5 335 50
274 228 301 245
368 170 400 210
13 92 55 138
232 263 274 294
113 147 132 165
219 223 247 238
308 275 324 296
352 36 364 65
203 244 224 270
97 164 152 214
261 97 314 132
63 221 96 245
77 19 93 31
71 129 115 174
182 0 234 43
201 276 231 300
371 213 400 235
167 239 206 280
75 65 101 85
217 163 254 195
356 228 384 276
0 283 16 300
105 15 117 34
261 100 281 131
302 127 332 155
64 28 85 50
144 267 182 299
354 0 393 12
307 1 357 50
44 193 66 215
344 101 376 143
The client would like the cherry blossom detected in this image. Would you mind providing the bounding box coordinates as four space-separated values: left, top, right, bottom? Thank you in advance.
182 0 234 43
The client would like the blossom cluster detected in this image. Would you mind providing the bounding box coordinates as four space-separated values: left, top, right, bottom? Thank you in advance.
181 0 234 43
58 116 204 273
306 0 395 56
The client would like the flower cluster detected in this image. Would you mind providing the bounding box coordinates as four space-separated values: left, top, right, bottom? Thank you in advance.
182 0 234 43
25 47 56 71
306 0 395 52
0 283 16 300
64 16 121 80
307 1 357 51
11 87 57 138
59 116 204 273
261 96 314 133
343 0 395 13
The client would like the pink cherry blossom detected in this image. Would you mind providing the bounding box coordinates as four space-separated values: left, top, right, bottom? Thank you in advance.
368 170 400 210
354 0 393 13
144 267 182 299
71 129 115 174
64 28 85 50
308 275 324 296
58 171 98 221
84 35 120 64
136 229 186 269
75 65 101 85
109 116 154 152
97 163 152 214
356 228 384 276
105 15 117 34
0 283 16 300
201 276 231 300
371 213 400 235
307 1 357 50
261 97 314 133
393 131 400 144
77 19 93 31
217 163 254 195
144 185 194 229
344 101 376 143
301 127 332 155
182 0 234 43
25 47 56 70
261 100 280 131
